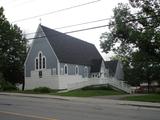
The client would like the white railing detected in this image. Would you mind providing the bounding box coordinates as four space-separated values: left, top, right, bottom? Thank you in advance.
67 77 132 93
108 78 132 93
67 78 109 91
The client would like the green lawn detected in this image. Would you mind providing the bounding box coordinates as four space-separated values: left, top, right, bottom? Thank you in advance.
13 86 125 97
123 94 160 103
51 89 125 97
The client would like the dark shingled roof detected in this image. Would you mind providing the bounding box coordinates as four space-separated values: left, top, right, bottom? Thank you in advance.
41 25 102 72
90 59 102 73
105 60 118 76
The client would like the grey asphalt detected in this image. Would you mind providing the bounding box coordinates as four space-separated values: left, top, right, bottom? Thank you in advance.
0 93 160 120
0 112 42 120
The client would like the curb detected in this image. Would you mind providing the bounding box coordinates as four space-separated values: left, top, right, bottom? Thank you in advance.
116 100 160 109
0 92 71 101
120 103 160 109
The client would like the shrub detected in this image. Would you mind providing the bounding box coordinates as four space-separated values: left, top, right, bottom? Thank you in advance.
0 81 18 91
33 87 51 93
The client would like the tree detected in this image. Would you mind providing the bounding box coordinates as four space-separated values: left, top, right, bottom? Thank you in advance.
100 0 160 92
0 7 27 87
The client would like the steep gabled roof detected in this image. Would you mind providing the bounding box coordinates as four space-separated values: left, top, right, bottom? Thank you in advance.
41 25 102 69
105 60 118 76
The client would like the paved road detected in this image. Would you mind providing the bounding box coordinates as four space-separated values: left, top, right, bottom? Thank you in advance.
0 95 160 120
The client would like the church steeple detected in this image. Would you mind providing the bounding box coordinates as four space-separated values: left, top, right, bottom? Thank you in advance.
39 18 42 25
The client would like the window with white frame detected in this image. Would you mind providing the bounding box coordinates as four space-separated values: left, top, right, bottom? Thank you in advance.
43 57 46 69
75 65 79 75
35 51 46 70
35 57 38 70
39 71 42 78
64 64 68 75
39 52 42 69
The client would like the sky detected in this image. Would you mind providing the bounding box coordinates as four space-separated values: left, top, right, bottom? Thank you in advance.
1 0 129 60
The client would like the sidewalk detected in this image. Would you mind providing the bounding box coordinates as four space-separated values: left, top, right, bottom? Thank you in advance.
0 92 160 109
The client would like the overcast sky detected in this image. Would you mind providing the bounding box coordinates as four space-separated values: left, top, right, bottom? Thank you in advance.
1 0 129 60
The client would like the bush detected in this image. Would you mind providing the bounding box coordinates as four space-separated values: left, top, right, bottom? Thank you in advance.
0 81 18 91
33 87 51 93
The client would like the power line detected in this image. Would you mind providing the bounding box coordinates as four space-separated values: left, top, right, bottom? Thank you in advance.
23 11 158 36
12 0 101 23
54 18 111 29
24 18 111 36
65 24 108 34
24 13 160 37
26 24 109 41
25 14 160 41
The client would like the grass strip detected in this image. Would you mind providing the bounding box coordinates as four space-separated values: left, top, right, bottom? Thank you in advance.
51 89 125 97
123 94 160 103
